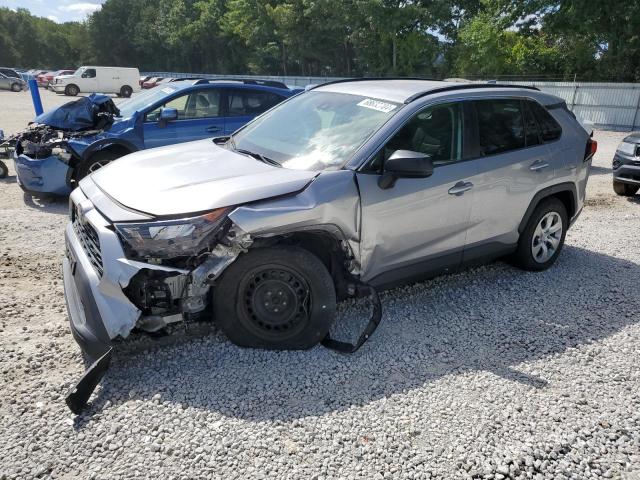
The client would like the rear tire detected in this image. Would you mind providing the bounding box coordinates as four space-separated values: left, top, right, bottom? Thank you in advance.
120 85 133 98
213 247 336 350
613 180 639 196
75 150 122 181
65 84 80 96
0 160 8 178
511 198 568 271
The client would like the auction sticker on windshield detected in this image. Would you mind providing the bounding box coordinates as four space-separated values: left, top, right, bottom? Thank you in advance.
357 98 397 113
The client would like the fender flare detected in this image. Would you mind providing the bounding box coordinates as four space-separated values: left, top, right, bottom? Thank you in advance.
518 182 577 234
81 138 139 162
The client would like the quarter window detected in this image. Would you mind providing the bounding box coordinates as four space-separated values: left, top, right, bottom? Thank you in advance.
529 101 562 142
227 90 283 117
475 99 525 155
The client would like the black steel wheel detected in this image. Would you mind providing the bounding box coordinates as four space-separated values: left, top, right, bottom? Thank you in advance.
214 247 336 350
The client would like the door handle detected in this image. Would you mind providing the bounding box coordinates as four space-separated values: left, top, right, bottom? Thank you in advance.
206 126 221 133
448 181 473 196
530 160 549 171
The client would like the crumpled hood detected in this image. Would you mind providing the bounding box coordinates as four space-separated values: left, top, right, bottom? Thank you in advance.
87 139 318 217
33 93 120 131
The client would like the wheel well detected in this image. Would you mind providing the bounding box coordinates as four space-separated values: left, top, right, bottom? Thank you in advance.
258 231 355 299
552 190 575 219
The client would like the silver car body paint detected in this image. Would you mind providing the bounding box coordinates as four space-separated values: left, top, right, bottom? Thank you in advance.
89 139 318 217
63 80 591 356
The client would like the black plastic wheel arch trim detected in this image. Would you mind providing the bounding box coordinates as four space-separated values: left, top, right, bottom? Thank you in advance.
321 284 382 354
65 347 113 415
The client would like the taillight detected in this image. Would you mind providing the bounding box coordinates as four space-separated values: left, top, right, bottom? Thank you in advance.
585 139 597 161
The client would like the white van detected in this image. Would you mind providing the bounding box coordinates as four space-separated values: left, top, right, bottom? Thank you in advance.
52 66 141 97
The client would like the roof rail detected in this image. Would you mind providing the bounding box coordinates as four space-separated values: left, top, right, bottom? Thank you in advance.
404 83 540 104
192 78 290 89
309 76 441 90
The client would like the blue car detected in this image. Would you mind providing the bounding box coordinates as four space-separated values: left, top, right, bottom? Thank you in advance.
14 79 300 195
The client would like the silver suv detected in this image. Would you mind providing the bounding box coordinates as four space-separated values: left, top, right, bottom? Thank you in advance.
63 80 594 397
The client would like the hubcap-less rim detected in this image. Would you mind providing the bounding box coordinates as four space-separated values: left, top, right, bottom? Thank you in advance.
531 211 563 263
240 266 310 340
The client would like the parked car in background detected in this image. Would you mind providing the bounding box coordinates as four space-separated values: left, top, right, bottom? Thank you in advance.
0 67 22 79
612 133 640 196
51 66 141 97
61 79 594 379
142 77 164 89
0 73 26 92
36 71 57 87
14 79 300 195
37 69 75 88
139 75 152 87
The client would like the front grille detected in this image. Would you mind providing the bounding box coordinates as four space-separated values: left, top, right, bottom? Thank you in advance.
72 203 104 277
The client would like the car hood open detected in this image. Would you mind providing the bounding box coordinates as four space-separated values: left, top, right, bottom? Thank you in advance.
87 139 318 217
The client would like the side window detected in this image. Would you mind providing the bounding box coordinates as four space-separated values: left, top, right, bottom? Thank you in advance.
145 90 220 121
529 101 562 142
227 89 283 117
475 99 525 155
523 101 541 147
82 68 96 79
146 93 189 122
370 103 463 172
183 89 221 119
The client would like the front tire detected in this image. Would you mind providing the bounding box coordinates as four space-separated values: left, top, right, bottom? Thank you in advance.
0 160 8 178
613 180 639 196
511 198 568 271
213 247 337 350
11 82 22 92
65 84 80 96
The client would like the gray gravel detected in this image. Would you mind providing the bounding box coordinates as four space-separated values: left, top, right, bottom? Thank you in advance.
1 91 640 479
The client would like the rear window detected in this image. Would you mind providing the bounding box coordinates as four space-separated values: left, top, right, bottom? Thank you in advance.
227 90 284 117
530 101 562 142
475 99 525 155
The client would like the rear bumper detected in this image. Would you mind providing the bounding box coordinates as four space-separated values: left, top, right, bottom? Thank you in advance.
14 153 72 195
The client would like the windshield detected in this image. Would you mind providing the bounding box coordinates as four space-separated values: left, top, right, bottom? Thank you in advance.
231 91 401 171
117 86 179 118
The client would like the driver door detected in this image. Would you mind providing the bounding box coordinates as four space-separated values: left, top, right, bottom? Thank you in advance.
143 88 224 149
356 101 477 286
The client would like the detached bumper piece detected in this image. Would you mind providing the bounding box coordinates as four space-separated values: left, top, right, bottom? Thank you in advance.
65 347 113 415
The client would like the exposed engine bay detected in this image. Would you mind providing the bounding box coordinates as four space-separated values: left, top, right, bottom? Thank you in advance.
14 94 120 160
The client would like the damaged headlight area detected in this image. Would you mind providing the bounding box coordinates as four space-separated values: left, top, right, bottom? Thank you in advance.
114 208 231 264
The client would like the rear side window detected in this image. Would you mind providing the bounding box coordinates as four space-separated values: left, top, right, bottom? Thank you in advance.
523 101 541 147
529 101 562 142
227 89 284 117
475 100 525 155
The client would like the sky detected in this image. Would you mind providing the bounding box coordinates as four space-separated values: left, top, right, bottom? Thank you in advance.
0 0 104 23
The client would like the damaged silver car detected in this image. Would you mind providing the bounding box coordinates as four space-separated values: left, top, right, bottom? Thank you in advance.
63 79 595 412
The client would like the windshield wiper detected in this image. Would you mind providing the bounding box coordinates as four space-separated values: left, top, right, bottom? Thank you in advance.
234 147 281 168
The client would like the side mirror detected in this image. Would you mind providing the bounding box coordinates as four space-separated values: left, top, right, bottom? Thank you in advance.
158 107 178 128
378 150 434 189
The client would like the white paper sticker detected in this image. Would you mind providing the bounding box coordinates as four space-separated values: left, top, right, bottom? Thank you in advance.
161 87 176 94
357 98 397 113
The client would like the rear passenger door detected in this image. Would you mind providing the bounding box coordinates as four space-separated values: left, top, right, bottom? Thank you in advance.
463 98 554 253
223 89 285 135
143 88 224 148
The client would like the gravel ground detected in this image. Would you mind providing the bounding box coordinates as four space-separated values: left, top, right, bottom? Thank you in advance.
1 90 640 479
